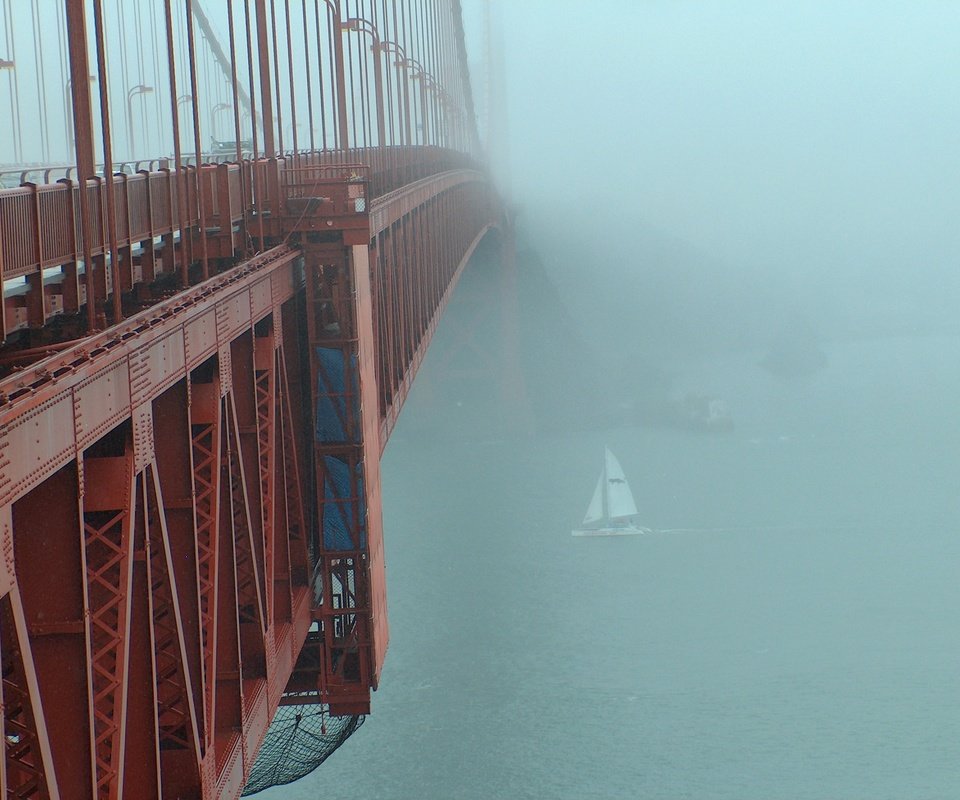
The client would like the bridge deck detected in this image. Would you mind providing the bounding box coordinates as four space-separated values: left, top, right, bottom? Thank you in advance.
0 157 500 797
0 0 497 794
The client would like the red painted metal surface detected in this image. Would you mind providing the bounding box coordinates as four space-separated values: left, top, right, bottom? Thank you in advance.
0 164 500 799
0 1 504 795
0 244 310 796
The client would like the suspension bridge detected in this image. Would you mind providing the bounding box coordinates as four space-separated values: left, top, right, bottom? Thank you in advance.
0 0 516 796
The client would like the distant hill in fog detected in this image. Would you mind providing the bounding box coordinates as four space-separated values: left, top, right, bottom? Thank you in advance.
519 217 789 361
512 243 605 431
391 221 956 444
394 235 612 438
519 212 958 360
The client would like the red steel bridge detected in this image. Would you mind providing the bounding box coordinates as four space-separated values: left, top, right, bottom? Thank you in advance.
0 0 511 796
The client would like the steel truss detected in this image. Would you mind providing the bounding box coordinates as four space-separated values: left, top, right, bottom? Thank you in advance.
0 244 314 797
0 167 500 796
0 0 503 793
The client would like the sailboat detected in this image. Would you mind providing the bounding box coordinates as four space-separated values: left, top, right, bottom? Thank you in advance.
571 447 653 537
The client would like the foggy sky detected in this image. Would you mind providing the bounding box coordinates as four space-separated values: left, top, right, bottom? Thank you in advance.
462 1 960 348
5 1 957 345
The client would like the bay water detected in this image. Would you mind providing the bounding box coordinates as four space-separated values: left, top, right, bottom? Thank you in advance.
265 275 960 799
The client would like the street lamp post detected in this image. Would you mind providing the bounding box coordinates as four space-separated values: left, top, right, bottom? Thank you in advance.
438 87 465 151
341 17 387 147
378 41 412 146
125 84 154 160
211 102 231 142
0 58 20 163
176 94 194 156
64 74 97 154
422 74 443 147
422 76 461 150
401 58 434 146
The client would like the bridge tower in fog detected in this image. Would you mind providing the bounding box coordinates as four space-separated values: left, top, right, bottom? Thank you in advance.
0 0 511 796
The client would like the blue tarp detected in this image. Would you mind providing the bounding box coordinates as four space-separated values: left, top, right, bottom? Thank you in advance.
322 455 367 551
314 346 359 442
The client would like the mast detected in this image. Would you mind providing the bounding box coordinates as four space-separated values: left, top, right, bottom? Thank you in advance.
601 448 609 523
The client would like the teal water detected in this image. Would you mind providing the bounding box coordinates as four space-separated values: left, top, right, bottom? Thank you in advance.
264 331 960 799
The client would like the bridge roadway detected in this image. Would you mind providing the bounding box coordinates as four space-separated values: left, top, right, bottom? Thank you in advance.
0 147 502 797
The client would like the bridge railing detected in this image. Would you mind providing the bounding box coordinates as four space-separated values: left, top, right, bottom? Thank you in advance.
0 146 479 338
0 147 475 268
0 170 187 280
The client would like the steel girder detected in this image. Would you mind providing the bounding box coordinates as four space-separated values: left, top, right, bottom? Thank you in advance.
280 168 501 715
370 170 500 444
0 245 314 797
0 166 500 796
0 0 498 792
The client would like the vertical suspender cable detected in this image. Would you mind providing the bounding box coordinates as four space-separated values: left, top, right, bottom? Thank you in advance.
90 0 123 323
163 0 190 285
151 2 164 158
302 0 316 152
117 0 131 158
332 0 349 149
269 0 284 153
30 0 51 163
284 0 298 155
362 0 370 149
409 0 419 144
64 0 98 330
313 0 328 150
184 0 210 279
226 0 249 255
345 0 357 149
446 0 455 149
202 31 212 142
245 0 267 248
373 0 388 150
437 0 446 148
253 0 276 157
378 0 393 148
433 4 450 146
132 0 149 155
442 0 451 149
3 0 23 162
399 0 413 144
418 0 443 147
425 0 437 147
56 2 69 159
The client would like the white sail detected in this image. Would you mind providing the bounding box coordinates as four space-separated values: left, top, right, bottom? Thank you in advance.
603 447 638 519
582 474 605 525
573 448 650 536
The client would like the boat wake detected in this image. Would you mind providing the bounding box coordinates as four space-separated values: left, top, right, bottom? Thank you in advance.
655 523 873 535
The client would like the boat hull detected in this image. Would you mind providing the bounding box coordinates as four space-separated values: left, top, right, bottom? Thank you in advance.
571 526 654 537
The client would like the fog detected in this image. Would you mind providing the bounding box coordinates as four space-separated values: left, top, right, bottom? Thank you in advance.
265 5 960 799
7 1 955 796
465 0 960 360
